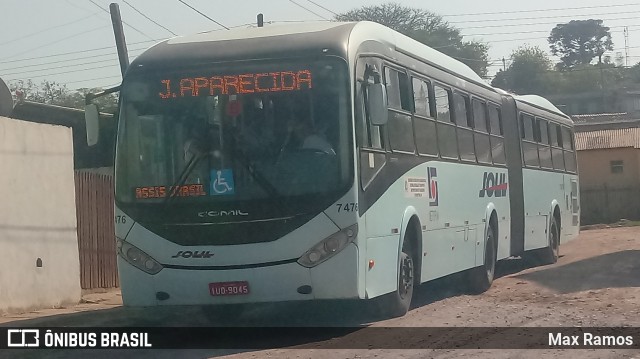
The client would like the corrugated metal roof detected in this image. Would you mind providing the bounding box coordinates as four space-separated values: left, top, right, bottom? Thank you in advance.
575 128 640 150
572 113 630 124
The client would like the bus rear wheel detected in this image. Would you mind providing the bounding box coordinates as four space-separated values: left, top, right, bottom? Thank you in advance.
468 223 497 294
376 238 414 318
539 216 560 265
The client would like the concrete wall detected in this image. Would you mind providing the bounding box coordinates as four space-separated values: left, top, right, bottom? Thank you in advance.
577 147 640 190
577 147 640 223
0 116 81 313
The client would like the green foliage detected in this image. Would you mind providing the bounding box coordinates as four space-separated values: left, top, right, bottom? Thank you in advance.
9 79 118 113
555 64 626 94
491 46 554 95
335 3 442 34
490 43 636 97
335 3 491 77
548 19 614 69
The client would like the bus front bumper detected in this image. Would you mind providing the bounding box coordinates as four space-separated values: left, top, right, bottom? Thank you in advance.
118 243 360 306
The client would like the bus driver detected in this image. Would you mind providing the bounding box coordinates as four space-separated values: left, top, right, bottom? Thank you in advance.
289 119 335 155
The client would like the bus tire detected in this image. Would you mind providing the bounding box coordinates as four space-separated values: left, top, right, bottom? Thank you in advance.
377 237 414 318
539 216 560 265
468 222 497 294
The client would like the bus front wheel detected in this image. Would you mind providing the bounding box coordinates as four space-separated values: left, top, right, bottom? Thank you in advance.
376 238 414 318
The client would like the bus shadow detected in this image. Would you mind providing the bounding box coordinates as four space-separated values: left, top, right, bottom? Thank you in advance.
515 250 640 293
409 254 557 310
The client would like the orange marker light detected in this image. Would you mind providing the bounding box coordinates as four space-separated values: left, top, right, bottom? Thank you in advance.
368 260 375 270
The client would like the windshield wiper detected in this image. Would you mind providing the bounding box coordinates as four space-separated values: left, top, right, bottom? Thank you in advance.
231 148 301 216
163 152 207 205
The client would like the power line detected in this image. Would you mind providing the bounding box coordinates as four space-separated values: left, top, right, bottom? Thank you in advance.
6 63 124 82
289 0 328 20
441 3 640 17
62 75 123 86
1 51 145 77
2 58 118 77
305 0 338 16
0 13 100 46
464 23 640 37
448 9 640 25
4 26 110 60
461 15 640 31
121 0 177 36
0 39 162 65
87 0 155 40
0 47 148 72
176 0 229 30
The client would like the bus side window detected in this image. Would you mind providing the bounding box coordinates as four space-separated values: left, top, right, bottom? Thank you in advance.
473 99 492 164
384 67 412 112
537 118 553 169
454 92 475 162
550 123 565 171
521 113 539 168
412 77 438 156
357 66 386 190
385 67 414 153
434 85 457 159
561 126 577 172
488 105 506 165
434 85 452 123
412 77 431 117
358 80 384 150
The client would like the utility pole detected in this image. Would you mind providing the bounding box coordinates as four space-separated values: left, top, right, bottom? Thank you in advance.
502 57 506 72
624 26 630 67
110 3 129 76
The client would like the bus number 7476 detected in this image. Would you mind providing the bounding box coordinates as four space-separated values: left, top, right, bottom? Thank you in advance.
336 203 358 212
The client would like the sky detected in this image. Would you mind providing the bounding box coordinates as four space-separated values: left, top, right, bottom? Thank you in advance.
2 0 640 91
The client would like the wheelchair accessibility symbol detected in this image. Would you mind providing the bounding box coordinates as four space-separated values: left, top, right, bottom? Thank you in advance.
211 169 235 195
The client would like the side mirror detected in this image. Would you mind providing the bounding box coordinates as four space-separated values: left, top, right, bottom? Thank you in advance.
368 83 388 126
85 103 100 146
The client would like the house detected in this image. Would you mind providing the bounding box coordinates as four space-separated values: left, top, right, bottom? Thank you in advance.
573 112 640 132
549 87 640 116
10 100 115 169
575 127 640 224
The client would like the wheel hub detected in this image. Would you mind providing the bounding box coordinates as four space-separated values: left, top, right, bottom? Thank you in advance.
399 255 413 298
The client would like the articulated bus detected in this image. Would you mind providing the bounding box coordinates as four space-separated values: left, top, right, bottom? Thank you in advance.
106 21 579 317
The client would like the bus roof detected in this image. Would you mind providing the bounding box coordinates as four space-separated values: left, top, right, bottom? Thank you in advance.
514 94 573 124
167 21 342 44
131 21 489 88
131 21 570 124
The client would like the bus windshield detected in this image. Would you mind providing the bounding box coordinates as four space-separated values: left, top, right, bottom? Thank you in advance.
115 58 351 206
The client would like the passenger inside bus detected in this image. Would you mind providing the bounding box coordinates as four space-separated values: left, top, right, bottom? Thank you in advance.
288 118 335 155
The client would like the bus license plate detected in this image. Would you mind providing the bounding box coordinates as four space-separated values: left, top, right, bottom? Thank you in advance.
209 281 250 296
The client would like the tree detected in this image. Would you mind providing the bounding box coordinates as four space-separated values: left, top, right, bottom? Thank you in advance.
548 19 614 69
335 3 491 77
9 79 118 113
9 79 68 104
491 46 554 95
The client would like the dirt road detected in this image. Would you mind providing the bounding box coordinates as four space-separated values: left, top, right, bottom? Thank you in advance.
1 226 639 358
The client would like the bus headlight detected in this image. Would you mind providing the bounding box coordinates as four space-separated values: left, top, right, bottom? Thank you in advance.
116 238 163 275
298 224 358 268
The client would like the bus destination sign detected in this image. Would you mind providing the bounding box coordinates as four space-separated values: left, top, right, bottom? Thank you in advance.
135 184 207 199
159 70 313 99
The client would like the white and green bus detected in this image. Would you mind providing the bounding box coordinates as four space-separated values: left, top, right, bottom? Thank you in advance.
104 21 579 317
